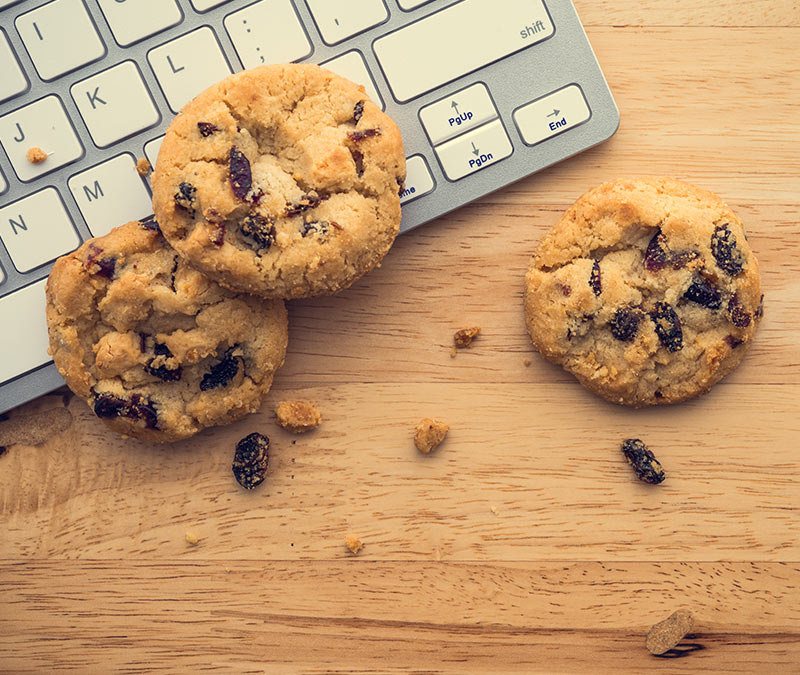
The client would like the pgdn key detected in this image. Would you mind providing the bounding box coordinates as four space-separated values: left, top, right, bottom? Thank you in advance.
435 120 512 181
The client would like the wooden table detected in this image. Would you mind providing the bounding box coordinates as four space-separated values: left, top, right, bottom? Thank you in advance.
2 1 799 672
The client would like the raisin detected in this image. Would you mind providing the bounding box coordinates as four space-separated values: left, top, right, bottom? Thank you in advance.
621 438 666 485
609 307 643 342
711 223 744 276
348 128 381 142
683 277 722 309
755 294 764 319
650 302 683 352
728 294 752 327
669 249 700 270
229 146 253 201
93 394 129 419
197 122 219 137
285 191 327 217
301 220 330 238
353 101 364 123
725 335 744 348
139 332 147 353
200 346 240 391
241 214 276 250
589 260 602 296
129 394 159 429
644 228 670 271
85 245 117 279
145 343 182 382
350 148 365 176
93 393 159 429
232 432 269 490
139 214 160 232
174 182 197 213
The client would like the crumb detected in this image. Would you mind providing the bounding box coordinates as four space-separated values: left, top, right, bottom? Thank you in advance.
449 346 457 358
523 359 532 367
0 407 73 448
225 567 231 573
136 157 152 176
345 533 363 554
26 147 47 164
414 418 449 454
276 400 322 433
453 326 481 348
185 531 200 546
490 505 499 516
646 609 694 655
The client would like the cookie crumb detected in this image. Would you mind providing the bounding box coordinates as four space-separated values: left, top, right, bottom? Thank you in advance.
523 358 532 367
26 146 47 164
414 418 449 454
136 157 152 176
345 533 363 554
449 346 457 358
646 609 694 655
185 531 200 546
490 505 499 516
453 326 481 348
225 567 231 573
276 400 322 433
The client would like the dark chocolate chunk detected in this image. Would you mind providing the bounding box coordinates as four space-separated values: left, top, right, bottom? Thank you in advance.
348 128 381 142
353 101 365 123
644 228 670 271
609 307 643 342
200 346 240 391
650 302 683 352
621 438 666 484
174 182 197 213
229 147 253 201
197 122 220 137
241 214 276 250
711 223 744 276
728 294 752 327
589 260 602 296
683 277 722 309
232 432 269 490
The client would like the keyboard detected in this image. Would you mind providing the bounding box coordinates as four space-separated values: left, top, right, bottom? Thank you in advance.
0 0 619 413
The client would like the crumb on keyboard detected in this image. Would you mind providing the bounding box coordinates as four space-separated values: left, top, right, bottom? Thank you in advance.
26 147 47 164
276 400 322 433
414 418 449 454
136 157 152 176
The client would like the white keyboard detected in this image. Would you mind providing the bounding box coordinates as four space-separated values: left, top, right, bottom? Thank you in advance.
0 0 619 412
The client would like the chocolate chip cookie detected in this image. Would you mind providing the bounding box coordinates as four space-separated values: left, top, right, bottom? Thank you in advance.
46 219 288 442
524 177 763 406
151 63 406 299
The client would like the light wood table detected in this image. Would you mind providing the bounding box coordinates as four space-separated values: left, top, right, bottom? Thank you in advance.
2 1 799 672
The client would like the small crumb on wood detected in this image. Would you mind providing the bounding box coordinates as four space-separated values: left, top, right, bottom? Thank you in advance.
345 533 363 554
414 418 449 454
225 567 231 573
185 531 200 546
490 505 499 516
136 157 152 176
276 400 322 433
523 358 531 367
26 147 47 164
646 609 694 655
453 326 481 348
449 346 457 358
0 407 73 448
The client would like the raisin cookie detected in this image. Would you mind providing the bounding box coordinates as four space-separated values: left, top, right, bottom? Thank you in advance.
46 219 288 442
151 63 406 299
524 177 763 406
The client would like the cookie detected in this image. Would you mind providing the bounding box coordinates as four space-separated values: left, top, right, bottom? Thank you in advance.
524 177 763 406
46 219 288 442
151 63 406 299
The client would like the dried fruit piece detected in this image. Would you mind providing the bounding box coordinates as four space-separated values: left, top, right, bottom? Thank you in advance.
621 438 665 484
559 284 572 297
285 191 327 216
728 294 752 327
644 228 670 271
609 307 643 342
350 148 365 176
197 122 219 137
724 335 744 348
301 220 330 238
669 249 700 270
414 418 449 454
348 128 381 142
229 146 253 201
174 182 197 213
200 346 240 391
93 393 158 429
453 326 481 348
345 533 363 554
711 223 744 276
683 277 721 309
232 432 269 490
650 302 683 352
84 245 116 279
145 343 182 382
353 101 364 123
139 214 160 232
241 214 276 250
276 400 322 433
589 260 602 296
646 609 694 655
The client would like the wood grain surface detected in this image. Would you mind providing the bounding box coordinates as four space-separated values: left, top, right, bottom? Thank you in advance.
2 1 799 672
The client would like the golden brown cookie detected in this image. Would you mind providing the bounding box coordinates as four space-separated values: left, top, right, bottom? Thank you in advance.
151 64 406 299
524 177 763 406
46 219 288 442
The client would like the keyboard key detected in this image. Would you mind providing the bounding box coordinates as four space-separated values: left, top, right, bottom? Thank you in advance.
0 95 83 182
0 278 51 385
0 29 28 103
374 0 554 102
0 187 80 273
321 51 384 110
144 135 165 170
15 0 106 81
71 61 160 148
97 0 182 48
306 0 389 45
148 27 232 113
513 84 592 146
69 154 152 237
420 83 497 146
434 119 512 181
397 0 434 9
224 0 312 70
399 155 434 205
190 0 230 11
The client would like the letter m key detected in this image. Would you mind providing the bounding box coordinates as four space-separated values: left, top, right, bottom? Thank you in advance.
83 180 103 202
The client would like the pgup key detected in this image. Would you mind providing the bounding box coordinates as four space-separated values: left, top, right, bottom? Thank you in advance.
420 83 498 146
